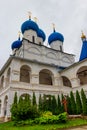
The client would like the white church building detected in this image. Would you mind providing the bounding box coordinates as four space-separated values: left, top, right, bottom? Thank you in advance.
0 14 87 120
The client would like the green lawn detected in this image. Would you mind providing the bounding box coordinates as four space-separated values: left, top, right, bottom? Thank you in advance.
0 118 87 130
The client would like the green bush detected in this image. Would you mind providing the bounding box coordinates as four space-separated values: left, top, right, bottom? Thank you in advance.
41 111 52 117
81 89 87 115
70 91 77 114
11 93 40 121
34 112 67 125
76 90 82 114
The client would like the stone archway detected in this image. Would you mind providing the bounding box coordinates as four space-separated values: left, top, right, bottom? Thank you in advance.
39 69 53 85
4 95 8 117
0 76 4 89
6 68 11 86
77 66 87 85
61 76 72 87
20 65 31 83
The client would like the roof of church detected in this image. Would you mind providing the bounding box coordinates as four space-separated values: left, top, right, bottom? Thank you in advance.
59 58 87 73
37 29 46 42
11 38 22 50
21 19 39 34
79 39 87 61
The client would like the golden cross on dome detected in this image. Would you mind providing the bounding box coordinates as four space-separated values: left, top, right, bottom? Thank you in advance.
52 23 55 32
18 31 21 40
18 31 21 37
34 17 38 23
28 11 32 19
81 30 86 39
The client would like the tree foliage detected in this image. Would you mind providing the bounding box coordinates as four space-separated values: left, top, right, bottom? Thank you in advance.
76 90 82 114
81 89 87 115
70 91 77 114
32 92 37 106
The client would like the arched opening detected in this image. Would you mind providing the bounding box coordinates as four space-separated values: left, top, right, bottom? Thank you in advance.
6 68 11 86
0 76 4 89
39 69 53 85
0 100 1 114
20 93 31 101
61 76 72 87
4 95 8 116
20 65 31 83
77 66 87 85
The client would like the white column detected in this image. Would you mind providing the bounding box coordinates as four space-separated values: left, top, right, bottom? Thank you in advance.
71 77 80 88
31 74 39 85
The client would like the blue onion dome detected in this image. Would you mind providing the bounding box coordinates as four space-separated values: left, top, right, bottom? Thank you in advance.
21 19 39 34
37 29 46 42
11 38 22 50
48 31 64 44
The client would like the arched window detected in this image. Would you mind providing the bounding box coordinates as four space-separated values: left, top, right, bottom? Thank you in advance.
60 46 63 52
39 69 53 85
19 93 31 102
62 76 72 87
0 76 4 89
4 95 8 116
20 65 31 83
6 68 11 86
77 66 87 85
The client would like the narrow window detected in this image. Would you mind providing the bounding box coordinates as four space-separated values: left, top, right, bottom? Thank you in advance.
32 36 35 43
60 46 63 52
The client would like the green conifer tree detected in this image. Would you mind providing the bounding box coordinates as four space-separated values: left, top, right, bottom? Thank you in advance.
67 95 72 114
10 92 18 120
51 95 57 115
43 95 47 111
14 92 17 104
57 95 62 114
32 92 37 106
76 90 82 114
70 91 77 114
38 94 43 111
48 95 52 112
61 94 65 113
81 89 87 115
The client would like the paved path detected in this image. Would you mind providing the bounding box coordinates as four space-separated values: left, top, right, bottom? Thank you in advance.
64 125 87 130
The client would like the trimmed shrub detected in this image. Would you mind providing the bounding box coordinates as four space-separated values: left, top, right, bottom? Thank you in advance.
41 111 52 117
76 90 82 114
34 112 67 124
81 89 87 115
51 96 58 115
32 92 37 106
70 91 77 114
61 94 65 113
38 94 43 111
57 95 62 114
10 92 18 120
67 95 72 114
11 93 39 121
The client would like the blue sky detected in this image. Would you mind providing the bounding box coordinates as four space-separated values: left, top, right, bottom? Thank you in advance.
0 0 87 69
